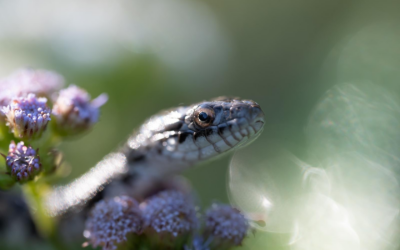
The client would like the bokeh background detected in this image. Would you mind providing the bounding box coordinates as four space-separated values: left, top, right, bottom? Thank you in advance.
1 0 400 249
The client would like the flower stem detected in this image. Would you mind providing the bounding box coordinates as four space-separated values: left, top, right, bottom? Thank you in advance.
23 182 68 250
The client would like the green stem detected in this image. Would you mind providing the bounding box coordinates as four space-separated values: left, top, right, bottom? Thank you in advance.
22 182 68 250
0 123 14 151
23 182 54 236
33 133 62 175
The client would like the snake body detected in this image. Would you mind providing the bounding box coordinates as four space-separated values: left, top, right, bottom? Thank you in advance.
46 97 265 216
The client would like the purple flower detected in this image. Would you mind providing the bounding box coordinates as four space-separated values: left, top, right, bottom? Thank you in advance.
2 94 51 139
2 141 41 183
204 204 249 247
142 190 198 238
52 85 108 135
0 68 64 107
84 196 143 250
1 68 64 95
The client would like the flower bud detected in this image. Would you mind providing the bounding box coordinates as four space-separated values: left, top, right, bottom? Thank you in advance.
1 68 64 97
204 204 248 248
84 196 143 250
142 190 198 241
2 94 51 139
52 85 108 136
2 141 42 183
0 69 64 109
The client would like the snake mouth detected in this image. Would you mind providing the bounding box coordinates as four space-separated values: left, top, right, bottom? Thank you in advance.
237 122 264 149
233 118 264 150
253 120 265 134
248 103 265 134
229 103 264 149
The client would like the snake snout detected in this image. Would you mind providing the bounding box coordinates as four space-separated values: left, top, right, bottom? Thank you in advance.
250 104 264 120
250 104 265 133
231 100 265 136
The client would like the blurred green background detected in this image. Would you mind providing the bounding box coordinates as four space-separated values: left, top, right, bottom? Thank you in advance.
1 0 400 249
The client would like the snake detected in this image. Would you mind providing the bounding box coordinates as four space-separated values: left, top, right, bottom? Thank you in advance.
45 97 265 216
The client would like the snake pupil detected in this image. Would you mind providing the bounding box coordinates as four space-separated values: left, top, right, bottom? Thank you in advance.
198 112 209 122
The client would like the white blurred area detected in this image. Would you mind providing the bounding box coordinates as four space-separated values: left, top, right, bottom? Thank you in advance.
228 14 400 249
0 0 229 79
229 82 400 250
300 83 400 250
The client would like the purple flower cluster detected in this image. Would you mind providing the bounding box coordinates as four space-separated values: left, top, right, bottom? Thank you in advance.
0 68 64 107
2 94 51 139
205 204 248 246
0 68 107 186
2 141 41 183
0 68 107 139
142 190 198 237
84 196 143 250
85 190 249 250
85 191 198 250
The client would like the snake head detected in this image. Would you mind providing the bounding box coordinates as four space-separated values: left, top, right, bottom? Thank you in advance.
184 98 265 155
127 97 265 166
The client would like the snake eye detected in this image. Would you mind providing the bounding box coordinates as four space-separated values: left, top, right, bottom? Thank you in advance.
194 107 215 128
198 112 209 122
